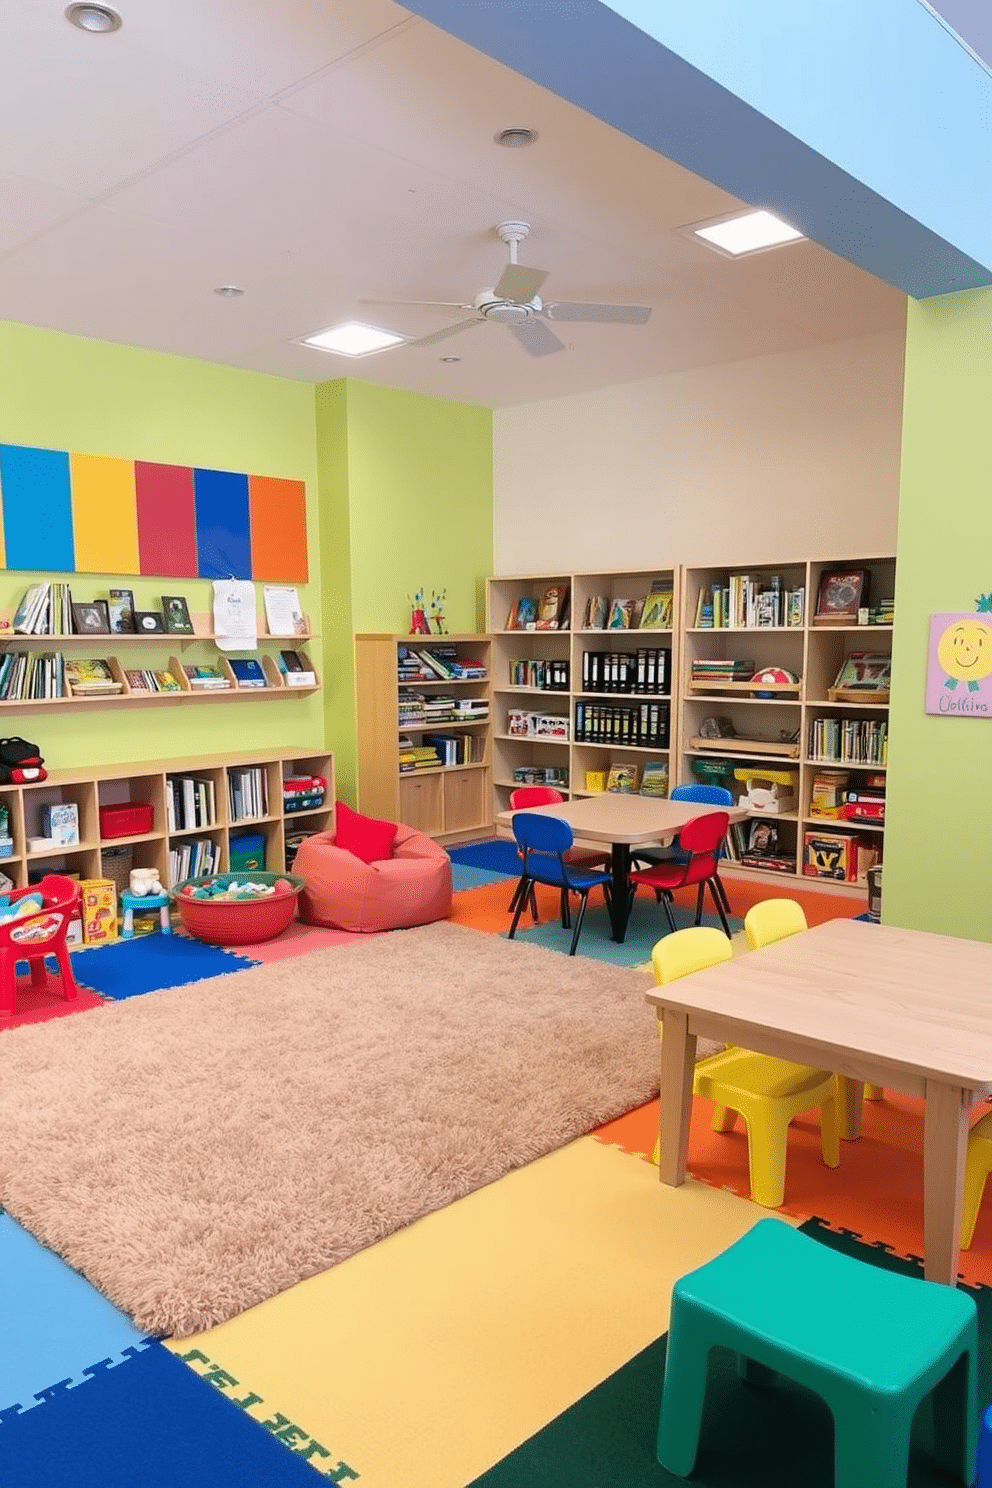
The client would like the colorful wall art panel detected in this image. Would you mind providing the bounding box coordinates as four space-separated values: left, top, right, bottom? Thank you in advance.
0 442 308 582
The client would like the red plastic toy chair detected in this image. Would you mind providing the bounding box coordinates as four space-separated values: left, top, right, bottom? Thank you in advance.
628 811 732 938
0 874 81 1017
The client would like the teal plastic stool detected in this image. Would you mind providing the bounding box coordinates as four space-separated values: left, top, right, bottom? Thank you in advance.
658 1219 978 1487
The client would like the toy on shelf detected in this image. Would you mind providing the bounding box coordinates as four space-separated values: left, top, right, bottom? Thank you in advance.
407 590 433 637
733 767 798 814
690 757 735 789
129 866 163 897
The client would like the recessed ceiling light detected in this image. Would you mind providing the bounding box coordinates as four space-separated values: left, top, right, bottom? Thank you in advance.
65 4 122 32
213 284 244 298
494 127 538 148
299 321 405 357
679 208 804 258
440 356 461 363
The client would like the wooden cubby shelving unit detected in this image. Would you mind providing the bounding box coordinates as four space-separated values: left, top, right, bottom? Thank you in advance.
680 553 894 895
485 567 680 817
2 748 334 890
355 634 493 845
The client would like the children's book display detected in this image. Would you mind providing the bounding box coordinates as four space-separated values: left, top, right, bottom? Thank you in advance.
228 658 268 689
606 763 640 794
581 579 672 631
64 658 124 696
183 664 231 690
639 760 670 797
827 652 891 703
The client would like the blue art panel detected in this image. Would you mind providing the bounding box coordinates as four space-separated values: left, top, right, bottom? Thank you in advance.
194 469 252 580
0 445 75 571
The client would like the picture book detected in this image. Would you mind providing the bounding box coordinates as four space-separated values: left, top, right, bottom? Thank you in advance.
42 801 79 846
108 588 136 634
583 595 609 630
152 670 182 693
124 668 153 692
183 664 231 689
280 649 305 672
229 657 268 689
639 761 670 797
831 652 891 692
638 589 673 629
514 596 537 629
162 595 194 635
606 763 640 794
536 584 569 629
64 657 123 695
608 598 637 630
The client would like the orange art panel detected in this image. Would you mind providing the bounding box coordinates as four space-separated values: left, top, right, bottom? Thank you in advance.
249 476 308 582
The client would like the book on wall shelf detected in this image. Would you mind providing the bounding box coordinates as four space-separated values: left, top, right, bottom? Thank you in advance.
228 657 268 689
64 658 123 696
182 663 231 690
263 585 306 637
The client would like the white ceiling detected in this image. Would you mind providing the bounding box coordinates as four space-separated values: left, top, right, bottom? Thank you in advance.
0 0 906 408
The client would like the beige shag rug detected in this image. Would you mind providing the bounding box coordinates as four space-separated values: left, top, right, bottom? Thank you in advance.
0 921 705 1338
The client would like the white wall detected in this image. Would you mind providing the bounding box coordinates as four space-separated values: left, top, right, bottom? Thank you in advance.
493 329 905 573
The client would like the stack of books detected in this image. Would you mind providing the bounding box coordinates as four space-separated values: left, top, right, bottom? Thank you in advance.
229 658 267 689
453 697 489 722
398 743 441 772
869 598 894 625
64 658 123 697
0 651 65 699
183 664 231 690
124 668 182 694
166 774 217 831
228 766 268 820
13 582 73 635
690 659 755 685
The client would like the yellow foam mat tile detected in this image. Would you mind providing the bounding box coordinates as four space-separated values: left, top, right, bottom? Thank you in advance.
167 1134 787 1487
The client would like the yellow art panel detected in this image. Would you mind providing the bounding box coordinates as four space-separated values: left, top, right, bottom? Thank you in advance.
70 453 139 573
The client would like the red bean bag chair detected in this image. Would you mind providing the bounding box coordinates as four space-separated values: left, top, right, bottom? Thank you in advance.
295 806 452 933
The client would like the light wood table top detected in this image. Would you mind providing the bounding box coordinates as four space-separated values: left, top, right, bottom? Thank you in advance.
645 917 992 1284
496 793 747 846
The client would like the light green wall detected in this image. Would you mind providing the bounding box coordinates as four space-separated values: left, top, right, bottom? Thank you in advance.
884 287 992 940
315 379 493 805
0 320 322 773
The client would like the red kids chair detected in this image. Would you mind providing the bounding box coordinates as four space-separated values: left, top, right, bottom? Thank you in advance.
628 810 732 938
0 874 81 1017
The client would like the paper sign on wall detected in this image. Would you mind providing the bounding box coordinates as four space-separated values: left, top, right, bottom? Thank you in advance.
213 580 258 652
926 598 992 717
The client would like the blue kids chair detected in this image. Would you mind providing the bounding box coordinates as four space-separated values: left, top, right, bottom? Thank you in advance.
507 812 612 957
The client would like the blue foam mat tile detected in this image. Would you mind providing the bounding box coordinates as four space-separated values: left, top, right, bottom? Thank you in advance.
452 864 513 891
510 893 743 967
70 934 261 999
0 1341 335 1485
447 839 520 876
0 1212 151 1417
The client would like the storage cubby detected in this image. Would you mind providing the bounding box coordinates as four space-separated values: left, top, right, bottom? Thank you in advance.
0 748 333 892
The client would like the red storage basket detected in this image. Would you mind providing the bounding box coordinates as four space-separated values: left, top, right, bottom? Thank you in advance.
100 802 154 839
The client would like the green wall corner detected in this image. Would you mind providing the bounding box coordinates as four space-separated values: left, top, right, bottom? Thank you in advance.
315 379 493 806
883 287 992 941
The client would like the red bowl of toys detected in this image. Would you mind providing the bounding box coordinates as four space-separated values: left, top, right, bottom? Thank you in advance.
170 871 304 945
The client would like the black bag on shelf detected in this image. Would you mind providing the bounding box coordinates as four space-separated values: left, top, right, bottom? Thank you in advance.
0 737 47 784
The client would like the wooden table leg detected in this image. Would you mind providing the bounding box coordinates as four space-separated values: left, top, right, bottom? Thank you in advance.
923 1080 970 1284
658 1009 697 1186
838 1077 864 1141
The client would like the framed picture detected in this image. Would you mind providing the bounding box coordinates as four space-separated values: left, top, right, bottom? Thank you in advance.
813 569 869 626
162 595 194 635
134 610 165 634
71 600 111 635
108 587 136 634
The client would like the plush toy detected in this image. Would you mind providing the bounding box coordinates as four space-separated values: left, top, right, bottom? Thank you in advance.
129 866 163 897
0 738 46 784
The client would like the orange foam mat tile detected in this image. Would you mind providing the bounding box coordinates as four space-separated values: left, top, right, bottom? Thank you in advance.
595 1090 992 1289
166 1136 775 1488
449 878 561 934
721 875 865 928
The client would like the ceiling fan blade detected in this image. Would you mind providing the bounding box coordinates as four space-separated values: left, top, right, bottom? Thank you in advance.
508 319 565 358
359 298 472 312
544 301 652 324
402 317 485 349
494 263 548 302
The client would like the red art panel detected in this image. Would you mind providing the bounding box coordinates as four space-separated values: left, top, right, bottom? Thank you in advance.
135 462 197 577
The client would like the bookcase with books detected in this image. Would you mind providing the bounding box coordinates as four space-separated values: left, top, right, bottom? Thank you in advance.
679 553 895 893
355 635 493 845
0 748 334 894
485 567 680 817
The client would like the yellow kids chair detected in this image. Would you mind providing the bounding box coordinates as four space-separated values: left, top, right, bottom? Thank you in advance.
650 924 840 1208
744 899 884 1106
960 1111 992 1249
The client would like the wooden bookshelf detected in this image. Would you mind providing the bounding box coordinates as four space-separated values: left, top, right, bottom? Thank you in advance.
355 634 493 845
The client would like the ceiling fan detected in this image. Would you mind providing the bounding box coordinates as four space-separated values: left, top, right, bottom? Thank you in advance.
361 221 652 358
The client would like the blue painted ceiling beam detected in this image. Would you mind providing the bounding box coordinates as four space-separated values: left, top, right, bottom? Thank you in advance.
404 0 992 298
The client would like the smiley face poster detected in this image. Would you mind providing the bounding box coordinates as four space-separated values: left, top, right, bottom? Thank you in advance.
926 611 992 716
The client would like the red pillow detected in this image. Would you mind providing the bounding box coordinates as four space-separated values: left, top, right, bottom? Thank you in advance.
334 801 397 864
